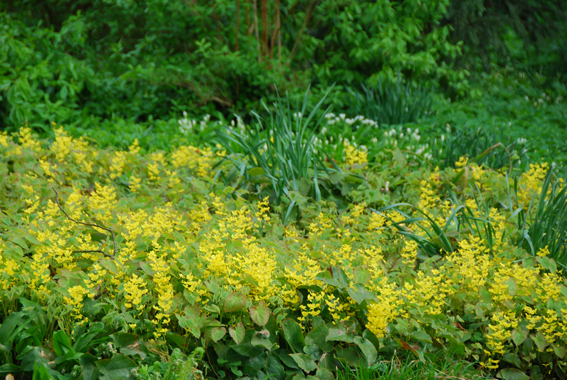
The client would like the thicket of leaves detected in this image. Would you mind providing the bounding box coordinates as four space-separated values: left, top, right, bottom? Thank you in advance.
1 0 466 131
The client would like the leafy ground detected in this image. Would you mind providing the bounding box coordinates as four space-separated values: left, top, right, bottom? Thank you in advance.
1 100 567 379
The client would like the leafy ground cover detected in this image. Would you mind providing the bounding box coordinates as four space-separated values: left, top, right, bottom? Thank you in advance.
1 122 567 379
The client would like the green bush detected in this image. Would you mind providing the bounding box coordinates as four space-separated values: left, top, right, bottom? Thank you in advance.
0 0 466 131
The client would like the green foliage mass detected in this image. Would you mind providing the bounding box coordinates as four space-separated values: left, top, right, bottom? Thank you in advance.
0 0 466 131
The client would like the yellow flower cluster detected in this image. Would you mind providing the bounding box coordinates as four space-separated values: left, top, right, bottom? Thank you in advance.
343 141 368 165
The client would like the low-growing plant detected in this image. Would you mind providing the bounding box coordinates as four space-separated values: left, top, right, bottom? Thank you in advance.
515 167 567 269
431 124 528 171
346 79 433 127
216 88 369 222
1 124 567 380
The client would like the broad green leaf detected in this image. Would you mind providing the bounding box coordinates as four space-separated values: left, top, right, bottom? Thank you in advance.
353 267 371 284
248 167 266 176
497 368 530 380
0 312 22 343
251 333 274 350
0 363 21 375
409 331 432 344
335 347 361 367
531 331 547 351
20 347 54 372
79 353 100 380
553 344 566 359
354 336 377 366
224 292 247 312
95 354 137 380
267 354 285 379
176 313 200 339
204 280 220 294
316 368 334 380
305 324 333 352
347 284 376 304
275 349 299 369
52 330 73 357
250 301 270 326
289 353 317 372
511 328 528 346
211 327 227 342
229 322 245 345
303 344 322 361
283 319 305 353
326 327 353 343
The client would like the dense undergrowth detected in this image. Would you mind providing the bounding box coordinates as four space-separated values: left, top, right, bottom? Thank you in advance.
1 124 566 379
2 1 567 379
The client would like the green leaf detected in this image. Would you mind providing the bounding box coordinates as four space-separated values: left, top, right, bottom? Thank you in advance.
315 271 342 288
211 327 227 342
335 347 361 367
531 331 547 351
229 322 246 345
303 344 322 361
176 312 200 339
326 327 353 343
505 278 517 296
393 148 407 167
353 267 371 284
553 344 566 359
497 368 530 380
536 256 557 273
353 336 377 366
329 172 345 185
224 292 247 312
316 368 334 380
248 167 266 176
250 301 270 326
96 354 137 380
79 353 100 380
305 324 333 353
20 347 54 372
289 353 317 373
347 284 377 304
511 328 528 346
276 349 299 369
52 330 73 357
409 331 432 344
251 333 274 350
230 329 263 358
283 319 305 353
267 354 285 379
0 363 21 375
205 280 221 294
0 312 22 343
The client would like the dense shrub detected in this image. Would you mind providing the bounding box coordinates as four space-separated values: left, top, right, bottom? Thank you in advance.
1 126 566 379
0 0 466 130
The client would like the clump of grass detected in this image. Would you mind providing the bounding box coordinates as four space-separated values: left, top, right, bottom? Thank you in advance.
337 357 490 380
346 78 432 126
216 87 348 223
516 168 567 269
433 124 528 170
